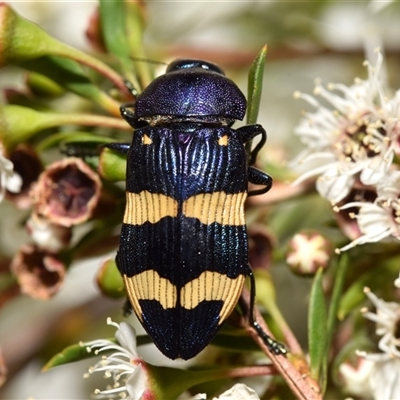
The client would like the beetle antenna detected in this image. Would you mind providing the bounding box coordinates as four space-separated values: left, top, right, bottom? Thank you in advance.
130 56 168 66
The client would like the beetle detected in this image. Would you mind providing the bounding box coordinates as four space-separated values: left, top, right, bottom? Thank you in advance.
109 59 286 360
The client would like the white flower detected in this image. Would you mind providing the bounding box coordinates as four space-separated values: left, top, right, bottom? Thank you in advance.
353 284 400 399
336 170 400 252
83 318 150 400
292 50 400 204
26 213 71 252
0 149 22 202
212 383 260 400
338 357 375 397
358 286 400 361
190 384 261 400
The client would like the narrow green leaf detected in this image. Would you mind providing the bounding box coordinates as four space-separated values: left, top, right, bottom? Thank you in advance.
99 1 130 67
37 132 115 152
149 365 254 400
338 258 400 320
19 56 118 112
0 105 127 150
308 267 327 382
326 254 349 342
211 328 260 352
125 1 153 89
0 4 127 97
320 254 349 393
43 335 153 371
247 45 267 125
43 340 114 371
26 71 65 98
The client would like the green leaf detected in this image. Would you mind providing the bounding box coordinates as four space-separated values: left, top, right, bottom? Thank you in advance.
0 105 127 150
211 327 260 352
246 44 267 125
320 253 349 393
19 56 118 113
125 1 153 89
43 340 114 371
149 365 255 400
43 335 154 371
99 1 131 72
37 132 115 153
0 4 127 98
338 257 400 320
308 267 327 382
26 71 65 98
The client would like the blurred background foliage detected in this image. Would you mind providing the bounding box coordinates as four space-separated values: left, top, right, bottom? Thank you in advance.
1 0 400 399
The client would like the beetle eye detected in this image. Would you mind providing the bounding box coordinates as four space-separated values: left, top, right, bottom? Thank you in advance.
166 59 225 75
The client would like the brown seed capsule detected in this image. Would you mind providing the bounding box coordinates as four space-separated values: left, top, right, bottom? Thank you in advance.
10 244 66 300
31 157 102 227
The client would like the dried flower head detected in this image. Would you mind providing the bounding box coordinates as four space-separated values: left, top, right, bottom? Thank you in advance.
10 244 66 300
31 157 102 227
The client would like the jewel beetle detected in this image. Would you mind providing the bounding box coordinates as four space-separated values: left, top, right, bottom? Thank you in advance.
109 59 285 360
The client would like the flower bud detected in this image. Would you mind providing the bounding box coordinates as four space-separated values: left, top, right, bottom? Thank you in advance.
286 230 332 275
98 147 126 182
96 258 125 299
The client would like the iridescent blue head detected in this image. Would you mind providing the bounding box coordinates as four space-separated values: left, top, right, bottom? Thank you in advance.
135 59 247 125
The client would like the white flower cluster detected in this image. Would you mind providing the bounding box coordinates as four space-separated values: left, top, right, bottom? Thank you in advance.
293 50 400 251
340 276 400 399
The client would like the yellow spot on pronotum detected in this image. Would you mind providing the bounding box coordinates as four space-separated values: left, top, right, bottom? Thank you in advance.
183 192 247 226
142 134 152 145
218 135 229 146
123 191 178 225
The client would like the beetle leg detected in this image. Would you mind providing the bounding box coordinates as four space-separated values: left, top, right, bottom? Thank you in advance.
238 124 267 165
123 298 133 317
247 267 287 355
124 79 139 98
103 142 131 154
247 166 272 196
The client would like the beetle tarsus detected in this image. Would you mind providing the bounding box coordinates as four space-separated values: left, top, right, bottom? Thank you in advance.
252 321 288 355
